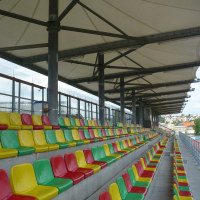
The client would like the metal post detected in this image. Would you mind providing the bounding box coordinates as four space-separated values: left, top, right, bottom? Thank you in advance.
85 101 87 119
18 82 21 114
91 103 93 120
12 80 15 112
108 108 110 122
88 103 90 119
96 104 98 121
47 0 59 124
78 99 80 119
42 88 44 115
139 99 143 127
67 96 69 116
59 93 61 117
132 90 136 126
69 97 71 118
98 54 105 126
120 77 125 124
31 86 34 115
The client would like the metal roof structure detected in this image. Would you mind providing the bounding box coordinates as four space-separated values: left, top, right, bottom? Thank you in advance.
0 0 200 116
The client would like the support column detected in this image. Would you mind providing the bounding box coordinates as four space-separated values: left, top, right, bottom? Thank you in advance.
58 93 61 117
139 99 143 127
120 77 125 124
12 80 15 112
98 54 105 126
18 82 21 114
77 99 80 119
47 0 59 125
31 86 34 115
42 89 44 115
132 90 136 126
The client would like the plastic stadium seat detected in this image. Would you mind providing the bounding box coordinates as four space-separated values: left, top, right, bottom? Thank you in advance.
33 159 73 194
98 129 110 140
58 117 69 129
75 118 84 129
18 130 48 153
54 130 76 147
80 119 88 129
41 115 60 130
109 183 123 200
0 140 18 159
116 141 131 154
0 169 37 200
94 119 102 129
21 113 42 130
103 144 121 160
87 129 100 142
0 130 34 156
79 129 95 143
64 153 94 178
108 143 124 158
63 117 73 129
121 141 135 152
102 129 114 139
112 143 128 156
33 130 59 151
50 155 84 185
83 149 107 169
70 118 79 129
93 129 106 141
135 160 155 178
63 130 84 146
116 177 145 200
32 114 51 130
84 119 92 129
73 130 89 144
99 191 112 200
88 120 96 129
10 163 58 199
75 150 101 173
0 111 20 130
9 113 23 130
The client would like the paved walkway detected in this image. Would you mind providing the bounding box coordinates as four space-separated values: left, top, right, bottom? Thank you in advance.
178 135 200 200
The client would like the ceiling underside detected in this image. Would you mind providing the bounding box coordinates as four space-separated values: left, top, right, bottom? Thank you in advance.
1 0 200 114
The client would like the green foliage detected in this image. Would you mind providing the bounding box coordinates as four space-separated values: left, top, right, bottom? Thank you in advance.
166 121 169 124
172 120 181 126
159 117 165 123
193 118 200 135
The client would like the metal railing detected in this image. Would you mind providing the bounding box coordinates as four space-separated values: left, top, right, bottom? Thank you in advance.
179 132 200 166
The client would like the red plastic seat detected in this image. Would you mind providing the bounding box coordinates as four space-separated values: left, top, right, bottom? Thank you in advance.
99 191 111 200
125 140 138 149
78 129 94 143
135 161 155 179
79 119 85 127
142 156 157 169
0 169 37 200
83 149 107 169
41 115 60 130
50 155 84 185
64 153 94 178
89 129 103 141
122 172 148 196
101 129 114 139
0 125 7 130
21 113 43 130
112 143 128 156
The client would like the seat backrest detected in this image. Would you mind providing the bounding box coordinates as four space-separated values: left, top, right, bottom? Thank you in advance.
98 129 103 137
103 144 111 156
101 129 107 137
18 130 35 147
116 142 122 151
54 130 66 142
9 112 22 126
93 129 99 137
119 141 124 150
131 165 139 181
98 145 106 159
41 115 51 126
64 117 71 126
108 122 113 127
50 155 68 177
135 161 143 176
105 129 110 136
122 172 132 193
109 183 122 200
75 150 87 167
33 130 47 145
98 121 102 126
64 153 79 171
122 140 127 149
84 129 91 139
0 169 13 199
91 120 96 127
32 114 43 125
10 163 38 194
83 149 94 164
78 129 86 139
124 140 130 147
108 143 115 154
58 117 65 126
88 120 93 126
71 130 81 140
108 129 113 136
75 118 81 126
0 111 10 126
105 121 109 127
88 129 95 138
127 168 136 186
70 118 76 126
142 156 148 167
84 119 89 126
79 119 85 126
94 119 99 127
99 191 112 200
44 130 58 144
21 113 34 125
0 130 20 149
111 129 115 136
116 177 128 199
91 147 101 161
115 129 120 135
131 138 136 145
63 130 74 141
33 159 54 184
112 142 118 152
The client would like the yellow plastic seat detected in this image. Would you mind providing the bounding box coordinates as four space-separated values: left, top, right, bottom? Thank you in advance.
116 141 130 154
132 165 152 184
9 112 25 130
93 129 107 141
18 130 48 153
122 140 136 151
32 114 52 130
10 163 58 200
64 117 78 129
103 144 121 160
71 130 90 144
33 130 59 151
108 129 120 138
174 184 194 200
109 183 122 200
91 120 96 127
140 158 156 172
54 130 76 147
0 142 18 159
75 150 101 174
75 118 86 129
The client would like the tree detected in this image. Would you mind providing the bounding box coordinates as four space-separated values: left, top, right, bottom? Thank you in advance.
193 117 200 135
159 117 165 123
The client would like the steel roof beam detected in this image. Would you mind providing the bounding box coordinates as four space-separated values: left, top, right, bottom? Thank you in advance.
150 100 188 106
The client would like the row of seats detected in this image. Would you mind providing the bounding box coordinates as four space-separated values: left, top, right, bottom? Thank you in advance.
173 137 193 200
0 128 158 159
99 135 169 200
0 111 59 130
0 133 159 200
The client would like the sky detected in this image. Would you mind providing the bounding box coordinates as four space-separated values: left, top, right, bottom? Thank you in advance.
0 58 199 115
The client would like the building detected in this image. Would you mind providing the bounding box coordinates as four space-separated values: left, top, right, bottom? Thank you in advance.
186 125 195 135
174 126 186 134
184 122 195 127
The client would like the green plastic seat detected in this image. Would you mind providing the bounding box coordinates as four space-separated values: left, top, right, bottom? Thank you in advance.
44 130 69 149
98 145 117 163
84 129 99 142
119 141 133 152
144 154 158 166
70 118 79 129
105 129 117 139
98 129 110 140
33 159 73 194
116 177 145 200
84 119 90 127
127 168 150 189
58 117 72 129
132 138 142 146
108 143 124 157
63 130 84 146
0 130 34 156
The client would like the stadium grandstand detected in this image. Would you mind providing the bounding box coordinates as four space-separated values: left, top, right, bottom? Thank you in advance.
0 1 200 200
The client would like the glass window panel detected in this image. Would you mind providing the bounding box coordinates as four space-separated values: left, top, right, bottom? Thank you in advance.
20 99 31 112
0 77 12 95
34 87 42 101
0 94 12 112
21 83 31 99
80 100 85 109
